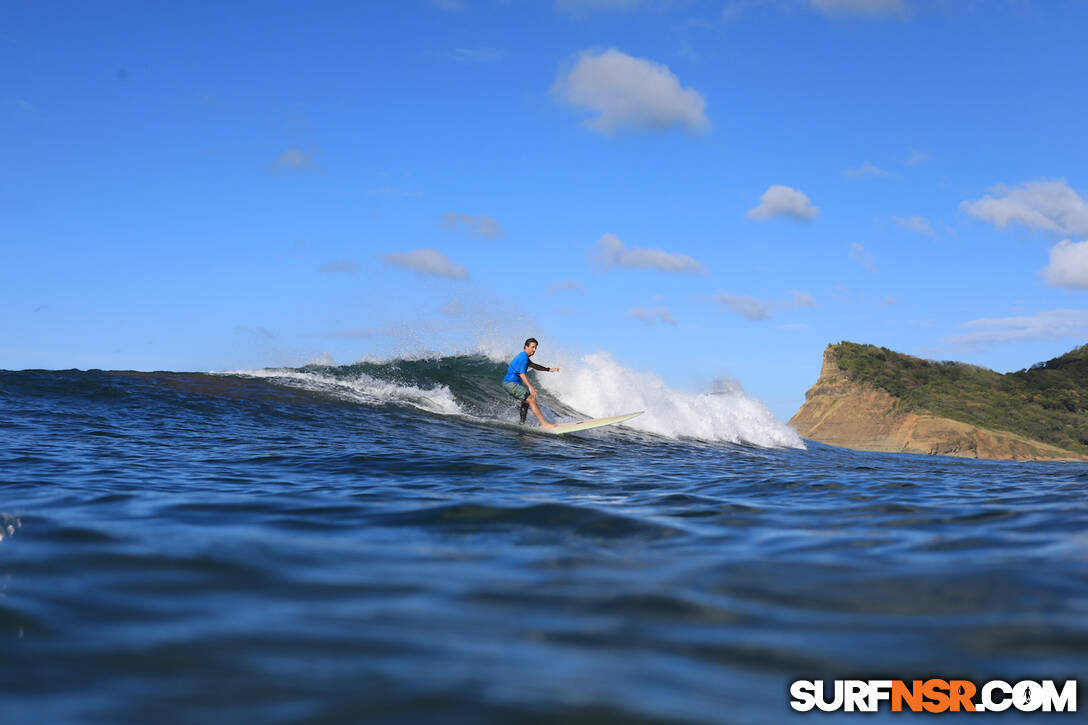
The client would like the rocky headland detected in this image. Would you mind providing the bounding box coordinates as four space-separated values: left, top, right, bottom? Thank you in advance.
790 342 1088 462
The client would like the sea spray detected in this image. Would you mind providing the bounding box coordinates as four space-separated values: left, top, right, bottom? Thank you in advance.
224 367 464 417
539 351 805 448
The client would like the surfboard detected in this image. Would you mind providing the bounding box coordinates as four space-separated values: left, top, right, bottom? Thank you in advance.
541 411 643 435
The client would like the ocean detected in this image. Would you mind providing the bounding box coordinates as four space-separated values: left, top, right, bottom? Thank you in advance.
1 355 1085 724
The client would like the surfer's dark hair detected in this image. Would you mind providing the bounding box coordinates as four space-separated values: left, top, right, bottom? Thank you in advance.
524 337 538 348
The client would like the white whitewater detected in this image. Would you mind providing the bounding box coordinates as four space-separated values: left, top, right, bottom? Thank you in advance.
491 349 805 449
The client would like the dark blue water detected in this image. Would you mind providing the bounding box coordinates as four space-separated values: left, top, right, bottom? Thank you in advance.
1 364 1086 723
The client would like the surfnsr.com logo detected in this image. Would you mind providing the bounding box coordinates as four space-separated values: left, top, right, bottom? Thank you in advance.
790 679 1077 713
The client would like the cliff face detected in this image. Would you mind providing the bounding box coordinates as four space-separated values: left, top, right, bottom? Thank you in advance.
789 347 1088 461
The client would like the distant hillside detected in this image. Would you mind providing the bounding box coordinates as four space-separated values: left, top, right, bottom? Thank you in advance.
790 342 1088 461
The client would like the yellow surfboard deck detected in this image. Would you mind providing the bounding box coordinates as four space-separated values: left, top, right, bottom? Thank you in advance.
541 411 643 435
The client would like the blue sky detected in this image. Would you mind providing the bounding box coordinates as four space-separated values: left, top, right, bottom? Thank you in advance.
4 0 1088 419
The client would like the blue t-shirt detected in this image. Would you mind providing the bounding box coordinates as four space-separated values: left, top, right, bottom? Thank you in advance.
503 351 530 383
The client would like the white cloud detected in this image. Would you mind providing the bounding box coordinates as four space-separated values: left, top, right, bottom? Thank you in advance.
844 161 891 179
268 149 321 173
811 0 907 17
545 280 584 294
719 295 772 321
381 248 469 279
1041 240 1088 290
441 212 506 240
711 290 815 321
746 185 819 222
627 306 677 326
317 260 360 275
591 233 707 274
960 179 1088 238
943 308 1088 346
893 215 934 236
551 49 709 135
905 146 931 166
850 243 875 272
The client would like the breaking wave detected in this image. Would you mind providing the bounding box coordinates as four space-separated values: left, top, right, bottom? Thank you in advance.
224 351 804 449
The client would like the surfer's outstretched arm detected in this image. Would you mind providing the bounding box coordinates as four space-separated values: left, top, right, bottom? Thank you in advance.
528 362 559 373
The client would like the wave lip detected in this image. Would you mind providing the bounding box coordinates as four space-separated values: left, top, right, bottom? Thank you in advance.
220 367 464 417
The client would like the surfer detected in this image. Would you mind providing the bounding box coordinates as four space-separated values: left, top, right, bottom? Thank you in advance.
502 338 559 428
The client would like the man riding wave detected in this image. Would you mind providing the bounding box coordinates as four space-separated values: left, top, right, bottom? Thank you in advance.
502 337 559 429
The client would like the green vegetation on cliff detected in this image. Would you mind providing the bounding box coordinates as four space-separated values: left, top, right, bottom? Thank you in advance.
830 342 1088 456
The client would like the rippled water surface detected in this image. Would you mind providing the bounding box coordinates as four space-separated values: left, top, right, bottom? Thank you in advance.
1 367 1086 723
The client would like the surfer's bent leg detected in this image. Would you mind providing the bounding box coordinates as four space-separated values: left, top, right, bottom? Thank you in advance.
525 392 556 429
503 381 538 424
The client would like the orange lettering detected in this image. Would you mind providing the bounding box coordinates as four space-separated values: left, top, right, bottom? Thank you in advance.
892 680 924 712
923 679 951 713
949 680 976 712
